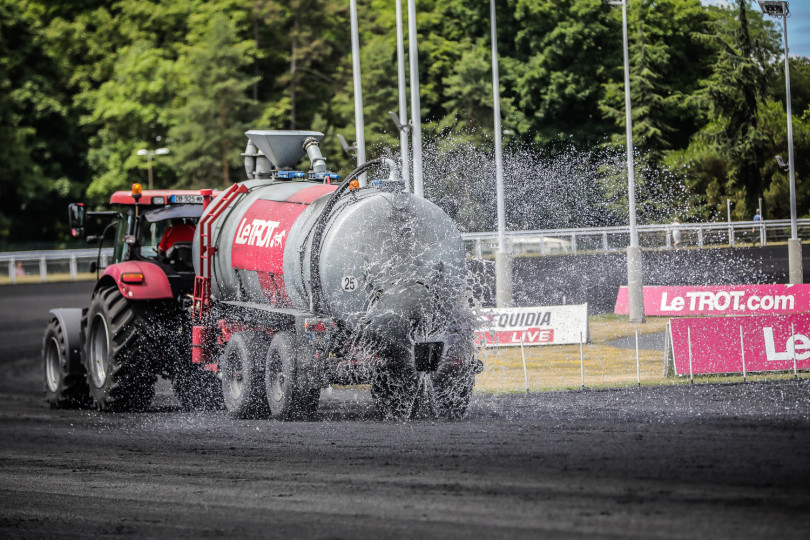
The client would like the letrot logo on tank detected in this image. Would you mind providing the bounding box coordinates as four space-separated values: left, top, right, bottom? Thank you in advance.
615 284 810 317
234 218 283 248
475 304 588 347
231 199 308 274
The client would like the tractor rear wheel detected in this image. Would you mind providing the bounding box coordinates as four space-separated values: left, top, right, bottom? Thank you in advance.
43 318 91 409
265 332 320 420
220 332 270 419
85 285 157 411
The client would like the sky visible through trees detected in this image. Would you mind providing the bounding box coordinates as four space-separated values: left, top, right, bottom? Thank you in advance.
1 0 809 248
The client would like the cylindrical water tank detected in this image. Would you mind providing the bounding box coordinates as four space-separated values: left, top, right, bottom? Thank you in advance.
193 180 468 340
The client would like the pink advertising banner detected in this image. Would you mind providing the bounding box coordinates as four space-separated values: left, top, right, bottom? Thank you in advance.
668 314 810 376
615 284 810 317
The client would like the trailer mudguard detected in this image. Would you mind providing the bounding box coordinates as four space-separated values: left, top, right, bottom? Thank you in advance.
48 308 84 370
100 260 174 300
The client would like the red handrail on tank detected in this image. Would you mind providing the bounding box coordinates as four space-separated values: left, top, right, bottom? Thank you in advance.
193 183 248 320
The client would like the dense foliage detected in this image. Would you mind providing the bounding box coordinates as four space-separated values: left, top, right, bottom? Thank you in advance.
1 0 808 248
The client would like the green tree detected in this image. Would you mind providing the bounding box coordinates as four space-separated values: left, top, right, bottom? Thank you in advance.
0 0 87 246
682 0 780 219
600 0 713 161
64 0 206 200
507 0 617 144
770 56 810 117
169 10 259 187
760 100 810 220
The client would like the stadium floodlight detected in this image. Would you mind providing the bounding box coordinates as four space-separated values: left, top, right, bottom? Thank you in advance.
758 1 788 17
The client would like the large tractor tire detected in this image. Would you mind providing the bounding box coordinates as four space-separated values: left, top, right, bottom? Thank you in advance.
42 317 91 409
265 332 320 420
84 285 157 411
220 332 270 419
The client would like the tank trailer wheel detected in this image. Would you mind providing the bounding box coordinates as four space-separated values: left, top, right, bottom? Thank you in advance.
371 340 476 420
220 332 270 419
370 362 419 420
429 360 476 419
85 286 157 411
42 318 91 409
265 332 319 420
427 335 477 419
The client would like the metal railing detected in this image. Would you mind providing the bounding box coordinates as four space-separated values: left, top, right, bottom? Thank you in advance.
0 248 112 284
462 219 810 258
1 218 807 283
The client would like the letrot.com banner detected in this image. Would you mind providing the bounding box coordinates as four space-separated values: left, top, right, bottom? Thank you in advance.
615 284 810 317
475 304 588 347
666 314 810 376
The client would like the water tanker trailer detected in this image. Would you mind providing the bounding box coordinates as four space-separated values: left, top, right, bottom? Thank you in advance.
43 130 480 419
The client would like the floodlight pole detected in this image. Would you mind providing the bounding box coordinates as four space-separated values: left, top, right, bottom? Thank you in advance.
759 1 801 283
395 0 410 193
782 6 801 282
137 147 169 190
407 0 424 197
782 13 797 240
618 0 645 323
146 153 154 191
491 0 511 307
349 0 367 186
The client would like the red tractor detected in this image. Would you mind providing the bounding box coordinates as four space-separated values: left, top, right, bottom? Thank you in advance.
43 185 224 411
43 130 479 419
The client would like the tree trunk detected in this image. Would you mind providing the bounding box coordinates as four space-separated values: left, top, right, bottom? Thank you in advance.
290 14 298 130
221 89 230 184
253 8 259 101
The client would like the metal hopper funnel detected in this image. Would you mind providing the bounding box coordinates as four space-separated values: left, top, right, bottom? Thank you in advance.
245 130 324 169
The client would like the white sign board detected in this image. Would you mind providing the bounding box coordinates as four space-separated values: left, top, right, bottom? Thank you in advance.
475 304 589 347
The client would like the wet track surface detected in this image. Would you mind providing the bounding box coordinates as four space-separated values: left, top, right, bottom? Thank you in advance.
1 282 809 538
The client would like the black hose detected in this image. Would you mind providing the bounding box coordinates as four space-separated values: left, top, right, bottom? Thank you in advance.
308 158 386 314
95 221 118 279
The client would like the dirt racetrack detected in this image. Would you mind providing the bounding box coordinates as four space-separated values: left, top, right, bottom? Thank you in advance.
1 282 809 538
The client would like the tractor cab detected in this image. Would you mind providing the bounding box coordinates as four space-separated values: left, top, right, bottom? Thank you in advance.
68 185 215 297
106 185 208 266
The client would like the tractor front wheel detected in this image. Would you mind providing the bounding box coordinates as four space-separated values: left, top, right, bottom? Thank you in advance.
43 318 91 408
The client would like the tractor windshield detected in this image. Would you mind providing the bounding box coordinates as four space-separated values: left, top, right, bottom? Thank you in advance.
140 205 201 262
140 220 172 258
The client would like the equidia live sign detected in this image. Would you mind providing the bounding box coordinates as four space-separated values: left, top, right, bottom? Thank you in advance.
475 304 589 347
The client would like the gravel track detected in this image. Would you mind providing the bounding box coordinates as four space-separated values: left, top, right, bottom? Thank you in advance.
1 282 809 538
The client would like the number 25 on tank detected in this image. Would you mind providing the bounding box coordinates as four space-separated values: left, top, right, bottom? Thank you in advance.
342 276 358 292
